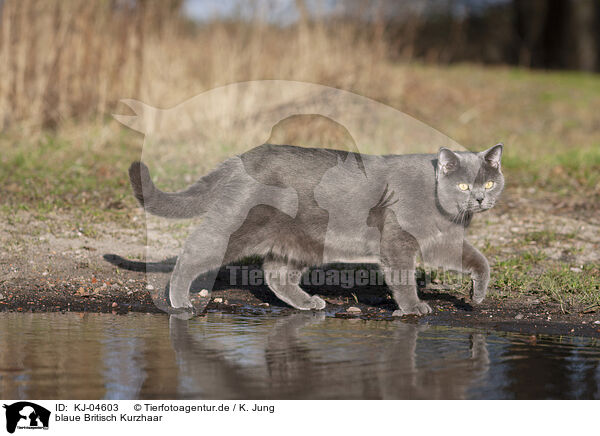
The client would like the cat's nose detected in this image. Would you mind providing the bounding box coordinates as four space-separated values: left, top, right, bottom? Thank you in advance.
475 196 484 205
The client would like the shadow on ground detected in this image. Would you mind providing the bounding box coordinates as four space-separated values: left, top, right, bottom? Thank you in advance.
102 253 473 312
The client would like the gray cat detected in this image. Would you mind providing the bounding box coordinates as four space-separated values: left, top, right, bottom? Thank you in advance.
129 143 503 315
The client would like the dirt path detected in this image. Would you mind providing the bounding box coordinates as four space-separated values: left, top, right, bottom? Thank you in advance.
1 188 599 337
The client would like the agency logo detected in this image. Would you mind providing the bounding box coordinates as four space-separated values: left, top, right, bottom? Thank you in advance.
3 402 50 434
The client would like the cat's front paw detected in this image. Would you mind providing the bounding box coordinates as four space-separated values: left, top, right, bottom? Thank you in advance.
394 301 432 316
169 293 193 309
472 294 485 304
471 278 488 304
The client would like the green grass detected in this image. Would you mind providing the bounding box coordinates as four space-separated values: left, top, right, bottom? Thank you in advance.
536 265 600 312
490 252 600 311
492 252 543 296
522 230 577 245
0 125 142 223
502 147 600 194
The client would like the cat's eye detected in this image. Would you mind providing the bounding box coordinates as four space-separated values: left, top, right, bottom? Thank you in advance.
484 181 494 189
458 183 469 191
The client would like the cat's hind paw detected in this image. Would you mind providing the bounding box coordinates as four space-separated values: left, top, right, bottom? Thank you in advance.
290 295 327 310
309 295 327 310
393 302 432 316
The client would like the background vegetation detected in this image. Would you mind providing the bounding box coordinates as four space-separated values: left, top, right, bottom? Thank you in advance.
0 0 597 311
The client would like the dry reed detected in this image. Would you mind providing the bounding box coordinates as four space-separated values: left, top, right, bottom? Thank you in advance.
0 0 397 131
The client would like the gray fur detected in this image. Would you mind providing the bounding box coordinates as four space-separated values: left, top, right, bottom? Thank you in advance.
129 143 504 315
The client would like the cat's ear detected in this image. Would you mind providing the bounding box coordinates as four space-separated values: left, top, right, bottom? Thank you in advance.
438 147 460 174
482 143 503 169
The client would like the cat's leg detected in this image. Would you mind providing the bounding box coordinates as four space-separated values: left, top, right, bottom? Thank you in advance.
380 225 432 316
263 258 326 310
169 187 299 312
380 256 432 315
462 241 490 304
168 214 238 310
168 236 223 310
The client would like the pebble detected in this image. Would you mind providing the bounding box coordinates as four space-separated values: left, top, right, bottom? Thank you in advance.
0 293 4 300
199 289 209 297
570 267 582 273
111 302 118 308
259 302 270 307
146 284 154 291
391 310 404 317
594 321 600 325
111 284 120 291
213 297 223 303
346 306 361 314
515 313 524 320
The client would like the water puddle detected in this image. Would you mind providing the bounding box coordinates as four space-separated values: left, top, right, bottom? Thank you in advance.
0 312 598 399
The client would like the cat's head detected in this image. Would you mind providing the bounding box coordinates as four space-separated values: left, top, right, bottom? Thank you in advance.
435 144 504 218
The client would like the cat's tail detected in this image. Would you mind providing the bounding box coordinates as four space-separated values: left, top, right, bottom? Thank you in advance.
128 161 207 219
